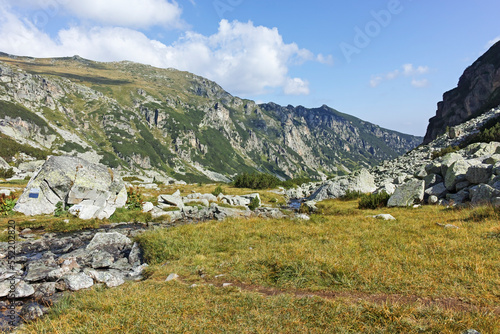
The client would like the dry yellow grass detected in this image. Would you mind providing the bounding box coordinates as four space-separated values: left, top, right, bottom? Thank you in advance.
9 198 500 333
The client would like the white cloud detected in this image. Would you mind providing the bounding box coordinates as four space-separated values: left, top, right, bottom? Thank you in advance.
369 76 383 88
411 78 429 88
370 63 429 88
317 54 334 65
486 36 500 49
10 0 184 29
0 9 326 96
402 63 429 76
284 78 310 95
162 19 317 95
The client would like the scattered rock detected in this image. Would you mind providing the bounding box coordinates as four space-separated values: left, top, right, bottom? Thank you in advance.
387 180 425 207
142 202 154 213
435 223 459 229
428 195 439 204
372 214 396 221
19 302 44 322
63 273 94 291
165 273 179 282
462 329 481 334
86 232 132 251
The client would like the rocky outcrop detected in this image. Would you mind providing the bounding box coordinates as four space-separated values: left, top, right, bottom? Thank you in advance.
0 228 148 329
287 106 500 207
14 156 127 219
308 168 376 201
143 190 283 222
424 41 500 144
387 180 425 207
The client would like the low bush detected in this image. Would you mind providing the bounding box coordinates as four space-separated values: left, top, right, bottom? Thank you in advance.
358 192 391 209
340 190 364 201
212 185 223 196
233 173 311 190
461 117 500 147
0 168 14 179
431 146 460 159
234 173 281 190
123 176 142 182
248 196 260 210
280 177 311 189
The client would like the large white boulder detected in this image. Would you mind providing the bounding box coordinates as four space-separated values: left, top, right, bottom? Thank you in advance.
14 155 127 219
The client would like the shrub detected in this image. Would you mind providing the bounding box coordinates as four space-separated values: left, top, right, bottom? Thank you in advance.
234 173 281 190
234 173 312 190
340 190 363 201
0 193 17 215
431 146 460 159
248 196 260 210
0 168 14 179
358 192 391 210
461 117 500 147
126 187 144 210
212 185 223 196
123 176 142 182
280 177 312 189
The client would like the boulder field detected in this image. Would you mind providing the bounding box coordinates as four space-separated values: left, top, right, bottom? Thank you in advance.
288 108 500 208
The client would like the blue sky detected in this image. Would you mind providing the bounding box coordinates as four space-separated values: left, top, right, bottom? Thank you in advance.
0 0 499 136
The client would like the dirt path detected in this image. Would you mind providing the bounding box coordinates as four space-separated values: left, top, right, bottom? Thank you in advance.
202 279 500 315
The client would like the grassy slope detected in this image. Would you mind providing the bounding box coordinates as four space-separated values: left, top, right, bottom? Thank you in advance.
17 199 500 333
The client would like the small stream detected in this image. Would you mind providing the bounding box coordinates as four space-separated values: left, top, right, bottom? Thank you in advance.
286 198 303 211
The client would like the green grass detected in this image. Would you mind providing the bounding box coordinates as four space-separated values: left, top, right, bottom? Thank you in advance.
0 101 57 136
0 133 50 162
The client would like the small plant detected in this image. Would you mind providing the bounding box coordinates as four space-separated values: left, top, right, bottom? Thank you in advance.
0 193 17 215
54 201 69 217
248 196 260 210
358 192 390 210
126 187 144 210
212 185 223 196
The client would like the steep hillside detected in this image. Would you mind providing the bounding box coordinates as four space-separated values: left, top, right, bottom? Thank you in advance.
0 53 422 182
424 41 500 144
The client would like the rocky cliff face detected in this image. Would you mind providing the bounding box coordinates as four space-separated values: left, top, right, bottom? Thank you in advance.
0 53 422 182
424 41 500 144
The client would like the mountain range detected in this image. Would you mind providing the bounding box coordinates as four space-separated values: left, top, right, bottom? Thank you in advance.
1 52 423 183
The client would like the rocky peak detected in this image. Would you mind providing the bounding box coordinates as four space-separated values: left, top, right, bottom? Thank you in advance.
424 41 500 144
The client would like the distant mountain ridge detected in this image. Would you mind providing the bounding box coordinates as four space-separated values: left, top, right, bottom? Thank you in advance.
0 53 422 182
424 41 500 144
